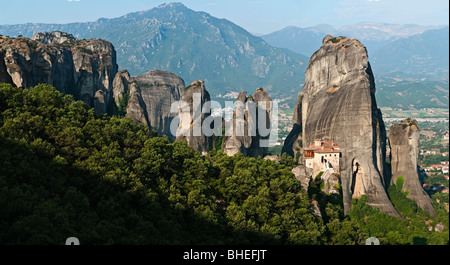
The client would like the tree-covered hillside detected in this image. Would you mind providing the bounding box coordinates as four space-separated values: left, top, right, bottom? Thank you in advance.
0 83 447 245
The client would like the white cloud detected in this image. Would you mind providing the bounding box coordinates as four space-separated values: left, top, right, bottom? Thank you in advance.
67 0 80 2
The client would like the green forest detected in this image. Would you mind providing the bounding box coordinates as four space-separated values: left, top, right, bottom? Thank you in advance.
0 83 448 245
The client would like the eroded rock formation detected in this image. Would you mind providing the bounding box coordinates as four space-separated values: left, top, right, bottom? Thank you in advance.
283 35 400 217
111 69 185 140
292 165 313 191
0 31 118 113
320 171 341 196
389 118 436 217
0 31 209 150
175 80 213 153
125 81 150 126
112 69 131 106
282 92 303 158
128 70 184 140
222 88 272 158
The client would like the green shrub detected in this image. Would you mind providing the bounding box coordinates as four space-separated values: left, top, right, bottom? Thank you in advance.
396 175 405 191
329 37 340 44
316 171 324 181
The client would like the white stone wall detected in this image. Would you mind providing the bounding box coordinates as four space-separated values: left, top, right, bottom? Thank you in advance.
307 152 340 177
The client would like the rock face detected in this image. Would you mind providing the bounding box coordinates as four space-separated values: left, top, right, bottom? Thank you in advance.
0 51 13 84
0 32 118 114
175 80 213 152
129 70 184 140
320 171 341 196
125 81 150 126
283 35 400 217
112 69 131 106
292 165 313 191
222 88 272 158
281 92 303 158
32 31 76 45
112 69 184 140
389 119 437 217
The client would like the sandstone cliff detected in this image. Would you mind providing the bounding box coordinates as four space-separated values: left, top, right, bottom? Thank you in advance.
389 119 436 217
175 80 213 153
283 35 400 217
0 31 118 114
222 88 272 158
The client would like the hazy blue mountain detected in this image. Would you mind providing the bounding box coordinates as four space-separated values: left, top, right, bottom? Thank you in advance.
262 23 449 80
0 2 308 100
338 22 445 54
262 22 446 56
261 24 337 57
371 27 449 79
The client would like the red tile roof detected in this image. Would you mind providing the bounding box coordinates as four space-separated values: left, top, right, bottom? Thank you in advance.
304 140 340 153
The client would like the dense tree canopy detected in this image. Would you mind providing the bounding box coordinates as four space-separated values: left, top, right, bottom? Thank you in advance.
0 83 448 245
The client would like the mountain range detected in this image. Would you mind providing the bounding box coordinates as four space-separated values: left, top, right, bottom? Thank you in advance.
261 23 446 55
0 2 448 107
261 23 449 79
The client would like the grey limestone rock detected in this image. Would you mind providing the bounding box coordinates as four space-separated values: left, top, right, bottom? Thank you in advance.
434 223 445 233
310 200 322 218
120 69 184 140
175 80 213 152
282 92 303 157
264 155 280 163
112 69 130 106
222 91 253 156
320 171 341 196
389 119 436 217
292 165 313 191
31 31 76 45
0 32 118 114
0 51 13 84
284 35 400 218
222 88 273 158
130 70 184 140
125 82 150 126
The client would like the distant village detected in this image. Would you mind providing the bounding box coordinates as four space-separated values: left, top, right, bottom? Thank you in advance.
418 130 450 195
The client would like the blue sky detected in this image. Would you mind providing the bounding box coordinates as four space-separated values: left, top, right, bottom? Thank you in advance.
1 0 448 34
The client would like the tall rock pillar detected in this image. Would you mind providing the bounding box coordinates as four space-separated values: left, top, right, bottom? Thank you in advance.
284 35 400 217
389 119 437 217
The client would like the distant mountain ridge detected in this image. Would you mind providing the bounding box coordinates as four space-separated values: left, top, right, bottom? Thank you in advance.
0 2 308 100
371 27 449 79
262 22 446 57
262 23 449 80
